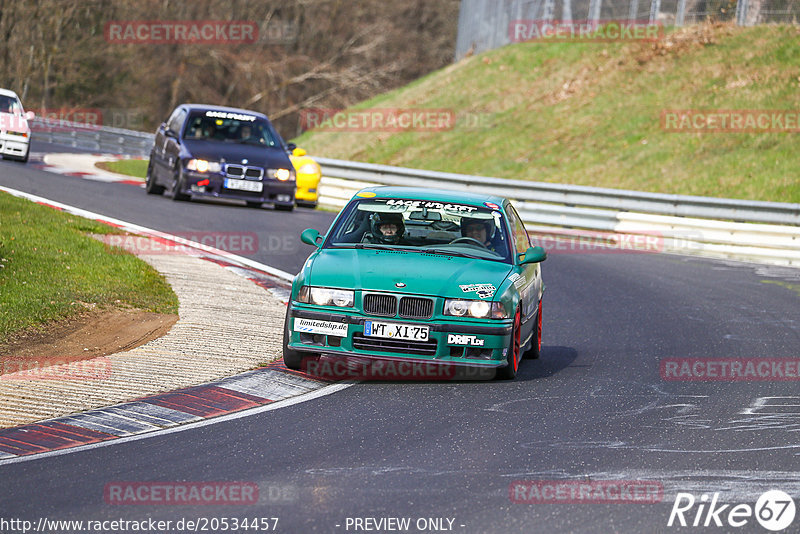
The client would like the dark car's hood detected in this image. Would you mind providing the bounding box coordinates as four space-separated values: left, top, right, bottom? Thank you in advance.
306 248 512 300
181 140 292 168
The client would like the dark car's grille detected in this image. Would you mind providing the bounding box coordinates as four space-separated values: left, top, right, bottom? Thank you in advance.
398 297 433 319
245 167 263 179
225 164 263 180
352 333 438 356
363 294 397 317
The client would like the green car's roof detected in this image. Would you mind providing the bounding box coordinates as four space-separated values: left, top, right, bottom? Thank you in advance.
355 186 508 208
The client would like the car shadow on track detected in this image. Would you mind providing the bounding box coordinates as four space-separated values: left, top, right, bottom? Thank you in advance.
514 345 579 382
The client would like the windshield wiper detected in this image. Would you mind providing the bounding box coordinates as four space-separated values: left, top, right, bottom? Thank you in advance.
423 248 483 259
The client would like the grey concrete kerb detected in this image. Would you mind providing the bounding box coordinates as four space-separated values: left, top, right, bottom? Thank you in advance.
0 246 287 428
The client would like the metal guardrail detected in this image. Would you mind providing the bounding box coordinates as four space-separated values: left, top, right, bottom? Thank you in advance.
29 119 800 266
30 117 154 157
315 157 800 226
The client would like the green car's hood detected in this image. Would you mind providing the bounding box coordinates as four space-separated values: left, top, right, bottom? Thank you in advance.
307 248 513 299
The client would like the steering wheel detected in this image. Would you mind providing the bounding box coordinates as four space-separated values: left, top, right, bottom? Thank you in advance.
449 237 488 248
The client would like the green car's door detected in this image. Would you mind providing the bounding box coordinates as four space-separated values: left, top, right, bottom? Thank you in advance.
505 203 543 347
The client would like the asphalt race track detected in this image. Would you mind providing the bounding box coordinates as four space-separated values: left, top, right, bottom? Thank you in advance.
1 143 799 533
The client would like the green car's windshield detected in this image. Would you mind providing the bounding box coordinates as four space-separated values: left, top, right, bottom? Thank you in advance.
326 197 512 263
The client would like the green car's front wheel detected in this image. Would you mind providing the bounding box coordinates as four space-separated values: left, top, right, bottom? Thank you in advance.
282 307 319 371
523 299 542 360
496 307 521 380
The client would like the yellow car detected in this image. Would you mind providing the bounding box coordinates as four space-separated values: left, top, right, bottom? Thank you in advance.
289 146 321 208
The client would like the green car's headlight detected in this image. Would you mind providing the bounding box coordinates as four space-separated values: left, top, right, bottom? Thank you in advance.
444 299 507 319
298 286 354 307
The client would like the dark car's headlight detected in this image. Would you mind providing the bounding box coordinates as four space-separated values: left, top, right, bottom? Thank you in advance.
444 299 508 319
186 159 222 173
272 168 293 181
298 286 354 307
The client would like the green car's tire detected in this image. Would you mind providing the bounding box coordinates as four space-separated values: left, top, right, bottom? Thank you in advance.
282 307 319 371
496 307 521 380
523 299 542 360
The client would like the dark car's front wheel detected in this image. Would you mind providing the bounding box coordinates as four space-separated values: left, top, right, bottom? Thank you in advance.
145 160 165 195
171 166 190 201
275 203 295 212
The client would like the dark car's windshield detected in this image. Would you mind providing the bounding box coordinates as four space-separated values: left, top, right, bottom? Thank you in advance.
326 197 512 262
182 110 279 147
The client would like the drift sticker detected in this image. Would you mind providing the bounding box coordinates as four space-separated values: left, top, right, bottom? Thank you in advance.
448 334 485 346
205 110 256 122
293 318 348 336
383 199 478 213
508 273 527 289
459 283 496 299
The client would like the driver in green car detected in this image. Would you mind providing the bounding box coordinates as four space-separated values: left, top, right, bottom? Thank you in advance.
461 216 498 251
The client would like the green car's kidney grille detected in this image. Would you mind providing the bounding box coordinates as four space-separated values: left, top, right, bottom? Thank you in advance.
399 297 433 319
363 294 434 320
363 293 397 317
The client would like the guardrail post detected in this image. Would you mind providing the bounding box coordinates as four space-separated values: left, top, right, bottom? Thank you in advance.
675 0 686 25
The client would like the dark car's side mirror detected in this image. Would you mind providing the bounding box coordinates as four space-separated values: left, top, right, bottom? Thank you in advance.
301 228 323 248
519 246 547 264
286 142 297 152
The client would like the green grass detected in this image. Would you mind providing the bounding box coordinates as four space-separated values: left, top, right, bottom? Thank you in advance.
293 23 800 203
0 192 178 343
97 158 147 178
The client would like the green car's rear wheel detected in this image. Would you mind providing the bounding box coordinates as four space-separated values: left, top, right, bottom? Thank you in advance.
496 307 521 380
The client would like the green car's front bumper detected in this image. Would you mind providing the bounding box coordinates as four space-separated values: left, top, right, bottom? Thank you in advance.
287 304 513 368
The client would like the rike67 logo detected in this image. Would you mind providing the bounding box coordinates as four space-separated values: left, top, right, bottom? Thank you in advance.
668 490 796 531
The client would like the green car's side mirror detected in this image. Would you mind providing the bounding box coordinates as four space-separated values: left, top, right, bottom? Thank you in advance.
301 228 322 248
519 245 547 264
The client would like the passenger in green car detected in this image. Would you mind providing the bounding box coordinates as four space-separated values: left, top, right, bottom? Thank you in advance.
365 212 407 245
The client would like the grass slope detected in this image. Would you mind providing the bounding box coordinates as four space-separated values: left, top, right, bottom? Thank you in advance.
0 192 178 342
293 23 800 203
